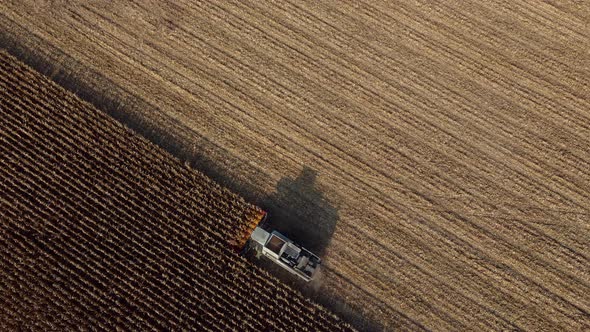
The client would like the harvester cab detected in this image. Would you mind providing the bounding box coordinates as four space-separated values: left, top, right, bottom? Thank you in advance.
248 215 321 282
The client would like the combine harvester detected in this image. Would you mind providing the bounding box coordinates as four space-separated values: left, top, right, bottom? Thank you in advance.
246 213 321 282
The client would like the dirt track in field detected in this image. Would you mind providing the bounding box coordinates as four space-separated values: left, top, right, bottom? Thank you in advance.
2 1 589 330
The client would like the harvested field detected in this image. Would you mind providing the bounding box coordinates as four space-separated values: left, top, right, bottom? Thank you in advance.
2 0 590 330
0 50 353 331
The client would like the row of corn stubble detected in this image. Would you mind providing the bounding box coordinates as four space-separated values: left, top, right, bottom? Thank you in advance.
0 50 354 331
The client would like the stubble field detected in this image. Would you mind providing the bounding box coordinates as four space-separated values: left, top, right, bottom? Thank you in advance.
2 1 589 330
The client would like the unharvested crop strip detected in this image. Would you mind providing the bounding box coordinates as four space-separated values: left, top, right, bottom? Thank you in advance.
0 119 312 328
0 50 353 331
0 72 257 245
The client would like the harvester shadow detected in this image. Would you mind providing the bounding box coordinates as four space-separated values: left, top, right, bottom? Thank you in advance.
256 169 384 331
261 166 338 258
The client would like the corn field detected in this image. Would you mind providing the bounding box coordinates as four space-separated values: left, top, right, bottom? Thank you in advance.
0 50 353 331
